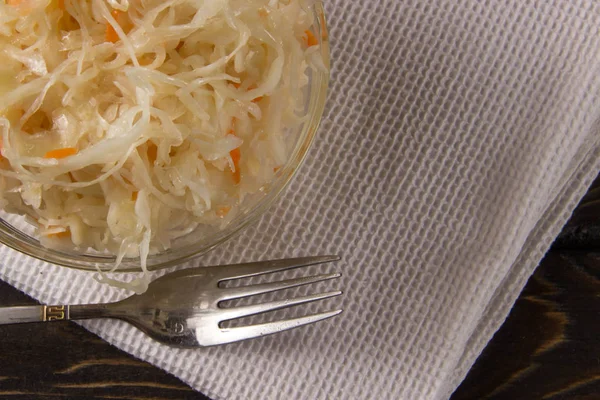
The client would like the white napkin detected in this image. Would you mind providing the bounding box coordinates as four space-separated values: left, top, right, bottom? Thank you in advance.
2 1 600 399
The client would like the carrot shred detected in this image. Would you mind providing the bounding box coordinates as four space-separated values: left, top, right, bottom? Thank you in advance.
230 147 241 184
105 9 132 43
230 147 241 164
303 30 319 47
131 191 138 201
46 229 70 239
57 0 64 9
216 206 231 218
273 166 280 173
105 10 121 43
44 147 77 159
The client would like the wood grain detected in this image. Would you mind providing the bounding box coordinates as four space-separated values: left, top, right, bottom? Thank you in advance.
451 251 600 400
0 175 598 399
0 280 207 400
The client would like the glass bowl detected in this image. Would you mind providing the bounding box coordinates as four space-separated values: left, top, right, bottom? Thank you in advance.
0 3 330 273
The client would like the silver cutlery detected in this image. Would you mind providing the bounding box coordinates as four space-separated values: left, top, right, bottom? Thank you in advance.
0 256 342 347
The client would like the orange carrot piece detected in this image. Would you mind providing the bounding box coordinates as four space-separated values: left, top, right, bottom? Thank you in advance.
303 30 319 47
216 206 231 218
44 147 77 159
47 229 70 239
230 147 241 184
57 0 64 9
131 191 138 201
106 10 122 43
230 147 241 164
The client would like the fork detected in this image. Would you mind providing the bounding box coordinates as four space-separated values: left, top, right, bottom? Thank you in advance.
0 256 342 347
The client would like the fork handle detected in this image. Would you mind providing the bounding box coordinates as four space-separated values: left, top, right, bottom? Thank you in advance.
0 304 114 325
0 305 70 325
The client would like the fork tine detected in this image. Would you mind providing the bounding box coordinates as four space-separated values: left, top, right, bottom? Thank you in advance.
219 273 341 301
212 309 343 345
219 290 342 321
213 255 340 281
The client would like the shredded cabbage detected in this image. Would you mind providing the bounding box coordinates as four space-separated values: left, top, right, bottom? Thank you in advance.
0 0 324 292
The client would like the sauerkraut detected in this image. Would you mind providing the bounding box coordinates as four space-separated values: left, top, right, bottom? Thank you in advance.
0 0 325 292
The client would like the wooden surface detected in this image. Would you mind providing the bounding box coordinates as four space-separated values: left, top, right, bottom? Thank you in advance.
0 176 598 400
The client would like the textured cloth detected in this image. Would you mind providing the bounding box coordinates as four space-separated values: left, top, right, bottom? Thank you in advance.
2 1 600 399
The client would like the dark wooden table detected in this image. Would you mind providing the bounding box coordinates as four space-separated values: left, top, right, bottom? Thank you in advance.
0 175 599 400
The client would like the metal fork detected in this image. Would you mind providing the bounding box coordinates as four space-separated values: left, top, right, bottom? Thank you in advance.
0 256 342 347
